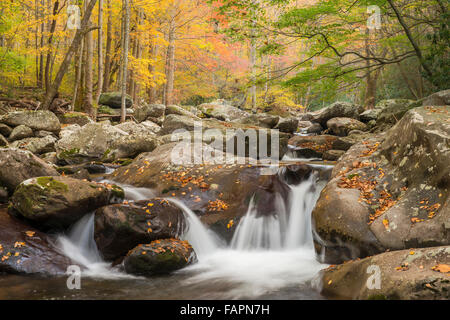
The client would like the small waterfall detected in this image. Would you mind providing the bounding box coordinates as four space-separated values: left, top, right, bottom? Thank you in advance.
100 179 156 201
230 173 320 251
56 213 133 279
167 198 221 258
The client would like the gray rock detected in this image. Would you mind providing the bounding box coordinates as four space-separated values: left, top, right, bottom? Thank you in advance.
166 104 198 118
234 113 280 129
323 149 346 161
198 99 249 121
98 92 133 109
134 103 166 123
9 125 34 141
376 99 418 125
275 117 299 134
422 89 450 106
0 148 59 194
0 123 12 137
57 112 94 126
326 117 367 136
11 135 57 154
0 110 61 133
360 108 381 122
0 133 8 147
312 102 364 126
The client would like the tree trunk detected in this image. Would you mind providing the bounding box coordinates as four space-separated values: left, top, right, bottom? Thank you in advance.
96 0 104 102
148 38 158 103
249 38 257 113
102 0 112 92
84 18 95 119
364 29 376 110
42 0 98 110
120 0 130 122
44 0 59 93
164 20 176 106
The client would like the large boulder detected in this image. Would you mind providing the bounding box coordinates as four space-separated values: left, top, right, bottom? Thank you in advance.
198 100 249 121
0 110 61 133
422 89 450 106
10 135 57 155
98 92 133 109
321 246 450 300
8 125 34 141
376 99 419 126
288 135 338 158
0 123 12 137
123 239 197 276
234 113 280 129
166 105 198 118
114 121 158 136
0 208 70 275
108 142 314 241
312 102 364 126
134 103 166 124
323 149 345 161
0 148 59 194
326 117 367 137
94 200 186 261
10 176 124 230
313 106 450 264
57 112 94 126
275 117 299 134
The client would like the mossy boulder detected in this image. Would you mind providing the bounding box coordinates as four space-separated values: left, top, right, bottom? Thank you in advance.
94 199 186 261
10 176 124 230
58 112 94 126
123 239 197 276
197 100 249 121
98 92 133 109
0 148 59 194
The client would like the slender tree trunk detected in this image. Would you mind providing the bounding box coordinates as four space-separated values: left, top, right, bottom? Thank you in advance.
42 0 98 110
148 38 158 103
44 0 59 93
164 19 176 106
84 20 95 118
96 0 104 102
38 0 45 88
364 29 376 110
120 0 130 122
102 0 112 92
72 38 84 111
249 38 256 113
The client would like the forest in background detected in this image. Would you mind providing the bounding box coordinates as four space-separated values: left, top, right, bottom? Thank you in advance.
0 0 448 118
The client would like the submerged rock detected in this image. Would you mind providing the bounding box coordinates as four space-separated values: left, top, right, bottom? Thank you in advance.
0 148 59 194
321 246 450 300
94 200 186 261
123 239 196 276
10 176 124 230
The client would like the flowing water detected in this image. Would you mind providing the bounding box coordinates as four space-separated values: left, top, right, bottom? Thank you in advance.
0 165 330 300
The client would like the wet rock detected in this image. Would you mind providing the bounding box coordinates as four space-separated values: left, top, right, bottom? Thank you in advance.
323 150 346 161
312 102 364 126
10 176 124 230
275 117 299 134
198 100 249 121
0 148 59 194
98 92 133 109
0 110 61 133
313 106 450 263
108 142 300 241
288 135 338 158
57 112 94 126
0 123 12 137
9 125 34 141
123 239 196 276
0 208 70 275
321 246 450 300
94 200 186 261
10 135 57 155
327 117 367 137
134 103 165 123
